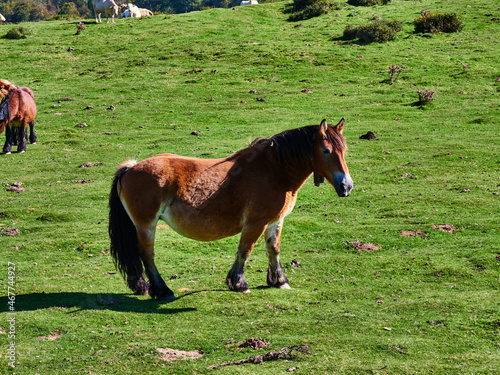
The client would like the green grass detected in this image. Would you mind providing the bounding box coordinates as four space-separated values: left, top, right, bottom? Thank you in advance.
1 0 499 373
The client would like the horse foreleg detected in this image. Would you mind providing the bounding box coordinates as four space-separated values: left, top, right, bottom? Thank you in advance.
136 227 176 301
3 125 13 154
227 223 267 293
29 120 37 144
265 220 290 289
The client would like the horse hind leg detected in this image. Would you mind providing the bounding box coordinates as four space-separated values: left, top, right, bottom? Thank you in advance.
16 126 27 153
136 226 176 301
29 120 37 144
265 220 290 289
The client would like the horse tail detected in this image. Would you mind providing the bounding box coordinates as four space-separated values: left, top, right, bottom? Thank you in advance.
108 160 149 294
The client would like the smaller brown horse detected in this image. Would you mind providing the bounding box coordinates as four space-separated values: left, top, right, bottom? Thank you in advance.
109 118 353 301
0 79 37 154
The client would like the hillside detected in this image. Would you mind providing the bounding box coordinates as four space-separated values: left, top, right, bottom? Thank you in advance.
1 0 499 373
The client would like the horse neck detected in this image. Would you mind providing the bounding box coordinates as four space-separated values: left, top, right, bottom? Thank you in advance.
271 126 317 191
279 155 314 192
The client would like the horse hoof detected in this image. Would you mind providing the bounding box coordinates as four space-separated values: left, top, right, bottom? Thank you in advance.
242 289 251 294
4 152 11 155
279 283 292 290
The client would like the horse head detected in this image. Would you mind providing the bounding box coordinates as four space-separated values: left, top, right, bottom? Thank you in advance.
312 118 353 197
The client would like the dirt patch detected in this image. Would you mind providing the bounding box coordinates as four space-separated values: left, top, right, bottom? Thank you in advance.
37 329 64 341
432 224 458 233
401 173 417 179
6 182 24 193
400 230 426 237
345 240 381 251
239 338 270 350
1 228 20 236
156 348 203 362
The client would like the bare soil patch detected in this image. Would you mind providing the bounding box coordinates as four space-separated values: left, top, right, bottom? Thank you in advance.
37 329 64 341
400 230 426 237
6 182 24 193
432 224 458 233
1 228 20 236
156 348 203 362
239 338 270 350
345 240 381 251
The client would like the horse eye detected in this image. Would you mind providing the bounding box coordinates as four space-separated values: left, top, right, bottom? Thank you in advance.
322 147 332 154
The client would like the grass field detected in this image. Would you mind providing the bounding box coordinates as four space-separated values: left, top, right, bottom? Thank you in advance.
1 0 499 373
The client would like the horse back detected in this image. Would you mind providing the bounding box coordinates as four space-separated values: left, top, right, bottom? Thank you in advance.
19 86 35 99
9 88 37 126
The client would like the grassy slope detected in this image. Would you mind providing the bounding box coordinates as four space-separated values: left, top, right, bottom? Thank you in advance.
0 0 499 373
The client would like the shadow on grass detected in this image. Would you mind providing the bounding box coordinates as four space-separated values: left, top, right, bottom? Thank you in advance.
2 290 227 315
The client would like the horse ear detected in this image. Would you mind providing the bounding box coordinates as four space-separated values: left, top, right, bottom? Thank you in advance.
318 119 328 138
334 117 345 134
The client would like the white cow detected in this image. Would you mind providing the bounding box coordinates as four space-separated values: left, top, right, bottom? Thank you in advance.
240 0 258 4
93 0 119 23
120 3 152 18
0 13 6 22
138 8 153 17
126 3 141 18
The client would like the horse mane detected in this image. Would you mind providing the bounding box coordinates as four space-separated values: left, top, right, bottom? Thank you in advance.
249 137 273 148
270 126 317 168
230 123 346 170
0 88 15 126
269 124 346 169
0 79 15 98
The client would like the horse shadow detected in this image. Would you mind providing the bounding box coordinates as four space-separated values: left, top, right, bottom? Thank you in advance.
0 290 225 315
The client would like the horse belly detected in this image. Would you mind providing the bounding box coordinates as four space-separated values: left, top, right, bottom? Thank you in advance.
159 204 242 241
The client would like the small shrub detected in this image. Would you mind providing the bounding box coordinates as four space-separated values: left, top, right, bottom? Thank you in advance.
291 0 339 20
356 19 403 43
343 24 359 39
417 89 436 105
5 27 32 39
414 12 464 33
388 64 403 84
352 0 390 5
75 22 87 35
300 1 330 18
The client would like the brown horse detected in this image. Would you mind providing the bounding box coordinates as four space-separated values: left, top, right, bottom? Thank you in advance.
0 79 37 154
109 118 353 301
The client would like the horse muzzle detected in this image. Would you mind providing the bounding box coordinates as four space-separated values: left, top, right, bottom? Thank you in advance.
333 173 353 197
